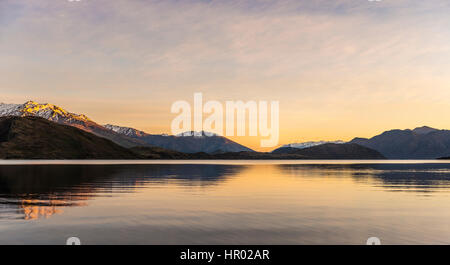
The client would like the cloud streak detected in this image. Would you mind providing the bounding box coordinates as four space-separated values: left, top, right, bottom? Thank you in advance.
1 0 450 150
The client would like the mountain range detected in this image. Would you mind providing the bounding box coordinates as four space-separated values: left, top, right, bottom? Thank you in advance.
0 101 252 154
350 126 450 159
1 101 449 159
104 124 253 153
278 126 450 159
0 116 384 160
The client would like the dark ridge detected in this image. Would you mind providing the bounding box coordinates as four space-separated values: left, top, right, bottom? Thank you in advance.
272 143 386 159
129 146 189 159
0 116 139 159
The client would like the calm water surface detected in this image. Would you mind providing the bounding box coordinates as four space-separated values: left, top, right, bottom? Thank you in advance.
0 160 449 244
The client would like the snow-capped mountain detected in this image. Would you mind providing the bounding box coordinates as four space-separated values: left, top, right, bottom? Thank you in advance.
0 103 22 116
176 131 219 137
281 140 346 149
104 124 216 138
0 101 92 126
104 124 150 138
105 124 253 153
0 101 254 153
0 101 146 148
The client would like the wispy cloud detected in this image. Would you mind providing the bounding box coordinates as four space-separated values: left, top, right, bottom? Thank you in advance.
1 0 450 149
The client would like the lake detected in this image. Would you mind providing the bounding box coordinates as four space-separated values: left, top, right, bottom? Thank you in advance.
0 160 449 245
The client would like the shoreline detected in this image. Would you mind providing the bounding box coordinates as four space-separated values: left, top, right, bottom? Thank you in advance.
1 159 450 165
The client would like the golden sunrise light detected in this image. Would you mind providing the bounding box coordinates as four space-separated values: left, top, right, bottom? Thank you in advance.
1 1 450 151
2 0 450 249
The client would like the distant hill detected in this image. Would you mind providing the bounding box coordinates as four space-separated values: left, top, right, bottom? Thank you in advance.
272 143 385 159
105 124 254 153
350 126 450 159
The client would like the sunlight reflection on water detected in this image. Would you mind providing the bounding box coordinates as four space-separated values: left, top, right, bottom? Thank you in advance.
0 161 449 244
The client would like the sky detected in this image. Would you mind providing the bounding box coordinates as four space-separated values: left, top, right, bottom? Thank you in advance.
1 0 450 151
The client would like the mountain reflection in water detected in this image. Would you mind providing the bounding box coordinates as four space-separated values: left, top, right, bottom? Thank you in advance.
0 162 449 244
0 164 243 220
277 163 450 193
